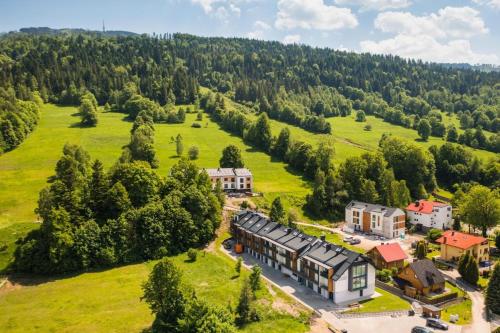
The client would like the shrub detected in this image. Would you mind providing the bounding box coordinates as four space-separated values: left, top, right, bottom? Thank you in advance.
187 248 198 262
427 228 443 242
376 269 392 282
188 146 199 160
240 200 249 209
364 124 372 131
191 122 202 128
196 111 203 121
249 265 261 291
235 257 242 276
356 110 366 122
0 243 7 252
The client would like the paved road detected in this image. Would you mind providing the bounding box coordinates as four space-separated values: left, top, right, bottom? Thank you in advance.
441 270 491 333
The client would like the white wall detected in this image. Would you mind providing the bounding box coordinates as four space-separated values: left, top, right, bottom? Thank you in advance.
408 206 452 230
333 264 376 305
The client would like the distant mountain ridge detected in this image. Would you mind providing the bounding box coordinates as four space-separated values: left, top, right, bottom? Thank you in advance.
17 26 137 37
439 62 500 73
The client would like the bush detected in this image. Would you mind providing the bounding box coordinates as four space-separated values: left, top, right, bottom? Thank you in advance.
364 124 372 131
187 248 198 262
196 111 203 121
376 269 392 282
427 228 443 242
0 243 7 252
240 200 249 209
188 146 199 160
191 122 202 128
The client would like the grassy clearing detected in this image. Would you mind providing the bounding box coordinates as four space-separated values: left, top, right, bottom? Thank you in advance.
442 299 472 325
0 250 310 333
0 104 131 230
344 287 411 313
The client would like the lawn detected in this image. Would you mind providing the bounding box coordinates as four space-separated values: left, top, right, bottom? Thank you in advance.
441 299 472 325
0 250 310 333
297 225 364 253
344 287 411 313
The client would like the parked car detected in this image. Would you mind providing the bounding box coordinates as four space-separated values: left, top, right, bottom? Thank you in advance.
426 318 448 330
412 327 434 333
349 238 361 245
343 236 353 242
222 237 234 249
479 260 492 268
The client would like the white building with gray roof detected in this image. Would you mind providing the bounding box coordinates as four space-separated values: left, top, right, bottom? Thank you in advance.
203 167 253 192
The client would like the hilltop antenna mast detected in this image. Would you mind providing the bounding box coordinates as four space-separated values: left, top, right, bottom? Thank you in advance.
102 20 106 33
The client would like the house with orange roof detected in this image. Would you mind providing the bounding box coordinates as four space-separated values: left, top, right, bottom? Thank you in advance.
406 200 452 231
436 230 489 265
367 242 407 270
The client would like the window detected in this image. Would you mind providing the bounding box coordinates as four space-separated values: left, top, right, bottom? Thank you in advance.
224 184 228 189
231 177 235 182
240 184 244 189
246 177 251 181
224 178 228 181
349 264 367 291
246 183 250 189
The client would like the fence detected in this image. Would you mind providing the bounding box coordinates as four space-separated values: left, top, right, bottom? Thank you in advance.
376 279 460 305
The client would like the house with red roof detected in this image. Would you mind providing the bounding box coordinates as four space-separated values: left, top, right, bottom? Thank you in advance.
367 243 407 270
406 200 452 231
436 230 489 265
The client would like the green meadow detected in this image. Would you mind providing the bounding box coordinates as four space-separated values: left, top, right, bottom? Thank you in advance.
224 97 495 165
0 250 310 333
0 104 309 271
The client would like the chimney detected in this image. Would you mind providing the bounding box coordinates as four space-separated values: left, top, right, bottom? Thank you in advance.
285 228 291 234
325 243 331 250
451 231 454 236
320 234 326 242
443 236 447 243
415 200 420 207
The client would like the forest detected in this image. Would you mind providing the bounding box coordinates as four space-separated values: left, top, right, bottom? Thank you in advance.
0 30 499 269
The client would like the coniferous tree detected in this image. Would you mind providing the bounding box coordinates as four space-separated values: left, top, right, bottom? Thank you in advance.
486 263 500 315
269 197 286 224
176 134 184 157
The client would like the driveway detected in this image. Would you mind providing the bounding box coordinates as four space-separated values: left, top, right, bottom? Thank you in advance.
222 246 462 333
441 270 491 333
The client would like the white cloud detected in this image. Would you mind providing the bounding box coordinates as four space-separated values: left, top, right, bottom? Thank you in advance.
191 0 250 20
275 0 358 31
247 20 271 39
334 0 411 11
360 34 498 64
374 7 488 39
361 6 496 64
472 0 500 9
283 34 301 44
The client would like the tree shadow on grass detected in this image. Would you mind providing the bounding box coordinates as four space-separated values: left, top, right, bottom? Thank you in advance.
414 138 428 143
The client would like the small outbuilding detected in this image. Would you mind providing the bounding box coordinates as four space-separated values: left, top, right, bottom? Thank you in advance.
367 243 407 270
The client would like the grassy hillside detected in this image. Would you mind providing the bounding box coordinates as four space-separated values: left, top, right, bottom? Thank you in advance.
223 96 496 164
0 104 310 271
0 250 310 333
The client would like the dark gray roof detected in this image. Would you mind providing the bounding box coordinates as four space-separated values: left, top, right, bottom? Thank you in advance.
233 210 372 280
284 231 316 251
248 217 269 234
265 225 293 242
346 200 403 217
408 259 445 288
234 211 253 226
257 221 279 237
302 241 365 281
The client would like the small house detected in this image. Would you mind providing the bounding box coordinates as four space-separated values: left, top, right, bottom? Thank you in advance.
406 200 452 231
436 230 489 265
204 168 253 192
367 243 407 270
398 259 445 296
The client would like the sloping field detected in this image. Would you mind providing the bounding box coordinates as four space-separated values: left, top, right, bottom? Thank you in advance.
0 250 309 333
0 104 309 271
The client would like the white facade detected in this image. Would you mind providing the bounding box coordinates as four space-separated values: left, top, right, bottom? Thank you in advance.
407 203 452 230
333 264 376 305
345 201 405 239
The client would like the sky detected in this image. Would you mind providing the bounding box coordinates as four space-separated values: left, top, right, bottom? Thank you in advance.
1 0 499 65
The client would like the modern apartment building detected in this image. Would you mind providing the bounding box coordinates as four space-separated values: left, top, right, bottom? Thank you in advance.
345 201 406 239
232 210 376 305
